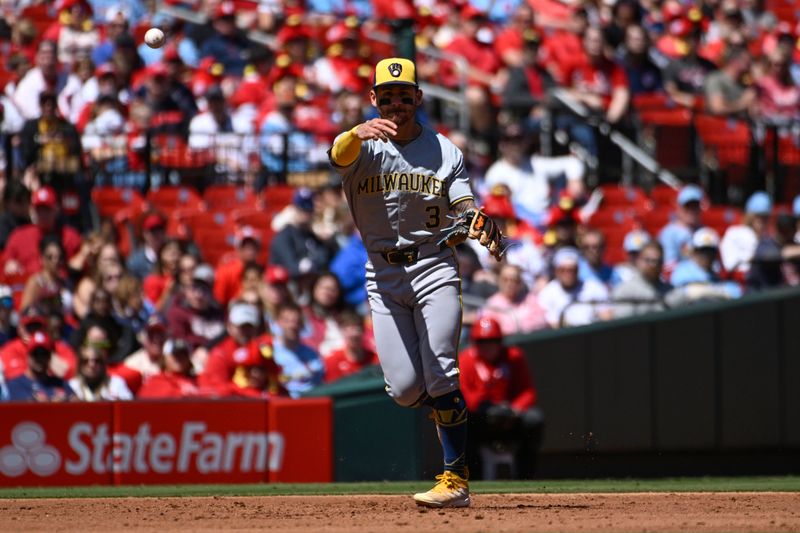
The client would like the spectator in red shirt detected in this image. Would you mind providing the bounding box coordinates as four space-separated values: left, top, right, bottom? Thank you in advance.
754 46 800 121
2 186 82 283
137 338 202 399
460 317 544 479
214 226 263 309
442 5 504 135
302 272 352 358
494 3 537 69
323 310 379 383
198 301 268 396
143 239 182 311
0 306 77 381
559 26 630 157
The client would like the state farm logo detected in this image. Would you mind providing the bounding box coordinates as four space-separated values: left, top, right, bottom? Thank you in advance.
0 421 285 477
0 423 61 477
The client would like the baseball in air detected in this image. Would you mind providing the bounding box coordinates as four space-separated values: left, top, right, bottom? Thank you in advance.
144 28 165 49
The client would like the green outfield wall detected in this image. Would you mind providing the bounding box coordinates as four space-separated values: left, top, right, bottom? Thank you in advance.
309 287 800 481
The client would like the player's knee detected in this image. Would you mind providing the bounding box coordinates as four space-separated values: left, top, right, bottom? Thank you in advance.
387 381 427 407
430 389 468 426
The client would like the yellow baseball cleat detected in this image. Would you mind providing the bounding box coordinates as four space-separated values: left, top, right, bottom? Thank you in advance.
413 470 470 508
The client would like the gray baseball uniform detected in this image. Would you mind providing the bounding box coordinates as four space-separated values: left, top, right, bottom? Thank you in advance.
331 124 473 405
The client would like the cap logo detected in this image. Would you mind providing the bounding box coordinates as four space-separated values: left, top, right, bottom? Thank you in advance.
388 62 403 78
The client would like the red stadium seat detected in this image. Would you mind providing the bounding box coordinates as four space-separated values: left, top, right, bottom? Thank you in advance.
91 187 146 220
193 226 237 267
701 206 743 235
262 184 297 210
598 185 651 212
632 92 672 111
638 108 694 171
640 207 675 237
694 115 752 185
650 185 679 208
146 186 205 212
588 207 638 227
203 185 259 210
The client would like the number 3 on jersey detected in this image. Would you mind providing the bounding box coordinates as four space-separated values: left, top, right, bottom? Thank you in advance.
425 206 440 228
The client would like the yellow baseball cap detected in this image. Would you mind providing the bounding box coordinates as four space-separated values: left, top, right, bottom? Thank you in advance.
373 57 417 88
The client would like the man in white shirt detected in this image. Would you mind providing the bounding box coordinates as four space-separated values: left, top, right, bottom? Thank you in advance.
13 40 81 121
484 123 585 227
720 191 772 276
538 247 612 328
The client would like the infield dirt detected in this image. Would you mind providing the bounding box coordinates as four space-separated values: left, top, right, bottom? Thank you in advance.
1 491 798 532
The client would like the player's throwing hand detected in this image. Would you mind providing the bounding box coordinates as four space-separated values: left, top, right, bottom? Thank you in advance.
354 118 397 142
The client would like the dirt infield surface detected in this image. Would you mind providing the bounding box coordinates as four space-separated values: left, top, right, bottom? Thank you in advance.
1 492 799 532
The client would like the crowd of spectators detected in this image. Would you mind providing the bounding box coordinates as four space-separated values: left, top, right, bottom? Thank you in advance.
2 1 800 403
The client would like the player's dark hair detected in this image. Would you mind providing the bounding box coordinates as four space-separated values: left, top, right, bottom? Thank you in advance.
242 261 264 281
39 234 65 256
276 301 302 317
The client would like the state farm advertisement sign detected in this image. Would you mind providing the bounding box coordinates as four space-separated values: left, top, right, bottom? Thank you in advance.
0 399 332 486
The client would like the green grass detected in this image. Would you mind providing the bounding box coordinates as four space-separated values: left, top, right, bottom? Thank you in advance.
1 476 799 499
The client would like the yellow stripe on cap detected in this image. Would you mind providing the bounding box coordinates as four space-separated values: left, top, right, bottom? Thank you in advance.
373 57 417 88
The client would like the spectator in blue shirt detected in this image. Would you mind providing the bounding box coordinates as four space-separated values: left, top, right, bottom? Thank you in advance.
330 232 368 314
4 331 75 402
659 184 704 267
578 229 614 286
671 227 742 299
272 303 324 398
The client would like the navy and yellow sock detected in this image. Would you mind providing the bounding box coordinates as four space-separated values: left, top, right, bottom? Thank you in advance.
429 389 468 478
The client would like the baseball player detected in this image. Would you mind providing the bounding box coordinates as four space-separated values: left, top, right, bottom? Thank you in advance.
329 57 506 508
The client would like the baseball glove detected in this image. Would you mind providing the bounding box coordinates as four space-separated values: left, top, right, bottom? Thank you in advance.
437 207 510 261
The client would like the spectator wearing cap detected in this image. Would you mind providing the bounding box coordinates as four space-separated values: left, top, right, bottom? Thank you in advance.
612 241 674 317
578 228 614 286
720 191 774 278
166 264 226 354
670 228 742 299
133 62 194 135
198 301 268 396
559 25 630 157
658 184 704 268
13 40 82 120
2 331 75 402
126 211 168 280
538 247 612 328
260 265 294 333
271 302 324 398
704 45 757 118
501 27 556 130
1 186 82 281
137 338 202 399
467 190 546 288
46 0 100 67
610 229 651 285
69 343 132 401
19 89 84 195
0 307 78 381
199 1 250 76
0 286 15 345
269 188 339 285
662 18 717 109
312 20 373 95
0 182 31 251
123 315 170 387
459 316 543 480
480 263 548 336
20 235 70 315
323 310 378 383
484 123 585 227
213 226 263 309
619 24 663 96
227 335 286 399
